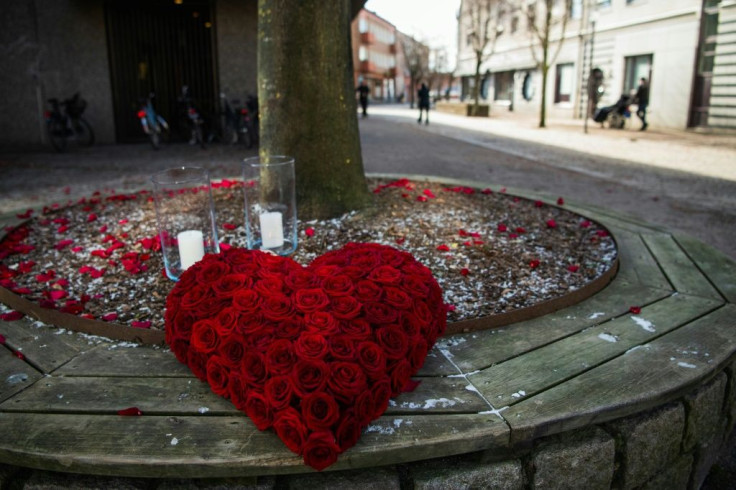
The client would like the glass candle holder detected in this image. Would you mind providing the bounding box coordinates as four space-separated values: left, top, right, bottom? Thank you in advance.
242 155 297 255
151 167 220 281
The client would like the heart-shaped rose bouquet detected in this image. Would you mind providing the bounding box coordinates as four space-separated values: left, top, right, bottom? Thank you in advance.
164 243 447 470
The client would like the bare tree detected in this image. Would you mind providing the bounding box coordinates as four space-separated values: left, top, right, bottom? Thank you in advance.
399 33 429 109
524 0 573 128
460 0 508 116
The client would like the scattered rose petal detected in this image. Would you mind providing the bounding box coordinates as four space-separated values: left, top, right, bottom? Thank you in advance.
515 227 526 234
305 227 315 237
1 311 24 321
99 225 108 233
546 220 557 229
87 213 97 222
16 209 33 219
596 230 609 237
71 246 83 253
529 259 541 269
131 320 152 329
436 244 450 252
54 239 74 251
48 290 68 301
223 223 237 231
534 200 544 208
446 304 456 312
481 188 493 194
0 334 5 343
497 224 508 232
509 233 519 239
629 306 642 314
219 243 232 251
460 268 470 276
57 225 69 233
14 351 25 360
567 265 580 272
422 189 436 199
117 407 143 416
395 237 405 245
557 197 565 205
416 195 428 202
581 220 592 228
102 313 118 322
118 219 129 225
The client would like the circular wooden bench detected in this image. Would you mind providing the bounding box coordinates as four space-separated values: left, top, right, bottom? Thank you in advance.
0 179 734 484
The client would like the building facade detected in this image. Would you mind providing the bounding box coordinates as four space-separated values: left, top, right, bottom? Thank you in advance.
1 0 258 147
455 0 736 130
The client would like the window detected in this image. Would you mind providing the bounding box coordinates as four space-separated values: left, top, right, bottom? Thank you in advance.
623 54 652 94
511 16 519 33
571 0 583 19
358 18 367 33
358 46 367 62
597 0 611 7
494 71 514 101
554 63 574 103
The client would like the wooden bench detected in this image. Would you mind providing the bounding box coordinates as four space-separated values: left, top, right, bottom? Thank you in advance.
0 183 734 480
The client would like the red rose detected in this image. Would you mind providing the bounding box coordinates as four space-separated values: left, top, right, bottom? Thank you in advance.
301 392 340 431
364 302 398 324
219 334 246 367
294 333 329 360
235 314 268 336
244 390 272 430
346 249 381 270
321 275 354 296
304 311 339 334
402 274 430 297
265 339 296 375
312 265 340 279
205 355 230 397
329 335 357 361
336 266 366 280
389 359 413 396
338 318 371 339
196 298 230 320
292 358 329 397
214 307 239 337
379 247 408 268
367 265 402 285
191 320 219 354
212 273 251 297
231 289 261 314
356 341 387 380
196 259 231 284
172 309 197 341
383 287 412 310
240 351 267 386
375 325 409 360
336 410 362 451
265 375 294 411
327 362 367 403
274 317 305 340
175 267 198 292
355 390 375 426
261 294 294 322
400 312 421 337
273 407 307 455
284 269 319 291
303 431 340 471
180 285 210 309
187 349 208 382
254 276 285 296
294 288 330 313
168 338 189 364
409 337 429 371
354 280 383 303
330 296 362 320
371 377 393 419
228 372 249 412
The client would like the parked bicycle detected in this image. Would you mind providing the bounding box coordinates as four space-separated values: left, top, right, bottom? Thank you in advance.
177 85 206 149
137 93 169 150
220 93 255 149
44 93 95 152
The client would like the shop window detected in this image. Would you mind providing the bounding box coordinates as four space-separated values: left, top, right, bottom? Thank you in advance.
494 71 513 101
623 54 652 94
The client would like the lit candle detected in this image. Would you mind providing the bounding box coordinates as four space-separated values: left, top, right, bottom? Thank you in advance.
260 212 284 249
178 230 205 270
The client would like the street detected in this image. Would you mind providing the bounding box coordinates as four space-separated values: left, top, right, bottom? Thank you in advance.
1 104 735 258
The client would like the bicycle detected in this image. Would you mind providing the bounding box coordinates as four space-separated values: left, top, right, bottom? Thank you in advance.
220 93 255 148
177 85 206 149
44 93 95 152
137 93 169 150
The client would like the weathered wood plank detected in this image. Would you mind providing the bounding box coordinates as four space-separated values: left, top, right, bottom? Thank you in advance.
0 347 42 404
641 234 722 299
469 294 721 407
614 230 672 290
54 344 191 377
675 233 736 303
0 375 489 416
0 412 508 478
503 304 736 444
1 318 81 374
437 282 671 372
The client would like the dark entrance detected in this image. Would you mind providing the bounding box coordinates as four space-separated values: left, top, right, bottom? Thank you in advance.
105 0 218 143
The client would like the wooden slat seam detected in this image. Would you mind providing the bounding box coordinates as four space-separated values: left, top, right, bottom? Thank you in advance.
672 234 730 303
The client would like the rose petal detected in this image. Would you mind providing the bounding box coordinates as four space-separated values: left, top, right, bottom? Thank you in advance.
557 197 565 205
117 407 143 416
546 219 557 228
497 224 508 232
581 220 592 228
395 237 405 245
529 259 541 269
14 351 25 360
87 213 97 222
132 320 151 329
1 311 24 321
436 244 450 252
481 188 493 195
534 200 544 208
629 306 642 314
460 268 470 276
567 265 580 272
223 223 237 231
305 227 315 237
102 313 118 322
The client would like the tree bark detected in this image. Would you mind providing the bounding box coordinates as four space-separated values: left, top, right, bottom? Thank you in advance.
258 0 371 220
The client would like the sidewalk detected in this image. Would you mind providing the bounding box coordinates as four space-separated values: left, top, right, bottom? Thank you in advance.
368 104 736 183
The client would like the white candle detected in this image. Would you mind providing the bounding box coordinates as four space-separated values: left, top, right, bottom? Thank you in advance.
260 212 284 249
178 230 205 270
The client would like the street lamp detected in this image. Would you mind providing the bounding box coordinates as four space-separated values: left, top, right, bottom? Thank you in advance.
583 10 599 134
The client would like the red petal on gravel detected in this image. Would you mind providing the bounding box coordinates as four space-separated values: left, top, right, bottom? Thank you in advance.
580 220 592 228
534 200 544 207
223 223 237 230
546 220 557 228
460 268 470 276
557 197 565 205
132 320 152 329
1 311 24 321
305 227 315 237
567 265 580 272
529 260 541 269
436 244 451 252
14 351 25 360
102 313 118 322
481 188 493 194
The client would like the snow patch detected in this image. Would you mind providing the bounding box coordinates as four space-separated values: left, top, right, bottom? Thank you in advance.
631 316 655 332
678 362 697 369
588 312 606 320
598 333 618 343
511 391 526 399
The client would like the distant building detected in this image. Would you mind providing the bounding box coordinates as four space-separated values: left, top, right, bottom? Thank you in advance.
351 9 430 104
455 0 736 130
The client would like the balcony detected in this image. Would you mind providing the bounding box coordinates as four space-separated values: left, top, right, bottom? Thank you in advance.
360 32 376 45
360 60 377 73
389 43 397 54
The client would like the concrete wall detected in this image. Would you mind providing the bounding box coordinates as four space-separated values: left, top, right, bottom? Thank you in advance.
216 0 258 102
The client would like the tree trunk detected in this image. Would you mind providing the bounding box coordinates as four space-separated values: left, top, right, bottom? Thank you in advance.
539 40 549 128
472 56 482 117
258 0 371 220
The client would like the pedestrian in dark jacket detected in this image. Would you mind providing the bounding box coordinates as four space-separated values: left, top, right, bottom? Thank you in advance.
417 83 430 125
356 82 369 118
635 77 649 131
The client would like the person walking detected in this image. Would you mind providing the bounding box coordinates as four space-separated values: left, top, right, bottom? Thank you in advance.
356 81 369 118
635 77 649 131
417 83 430 125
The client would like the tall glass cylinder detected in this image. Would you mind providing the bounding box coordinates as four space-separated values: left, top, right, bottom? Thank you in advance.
152 167 219 281
242 155 297 255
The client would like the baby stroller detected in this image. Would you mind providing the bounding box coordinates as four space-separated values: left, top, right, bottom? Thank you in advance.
593 94 632 129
